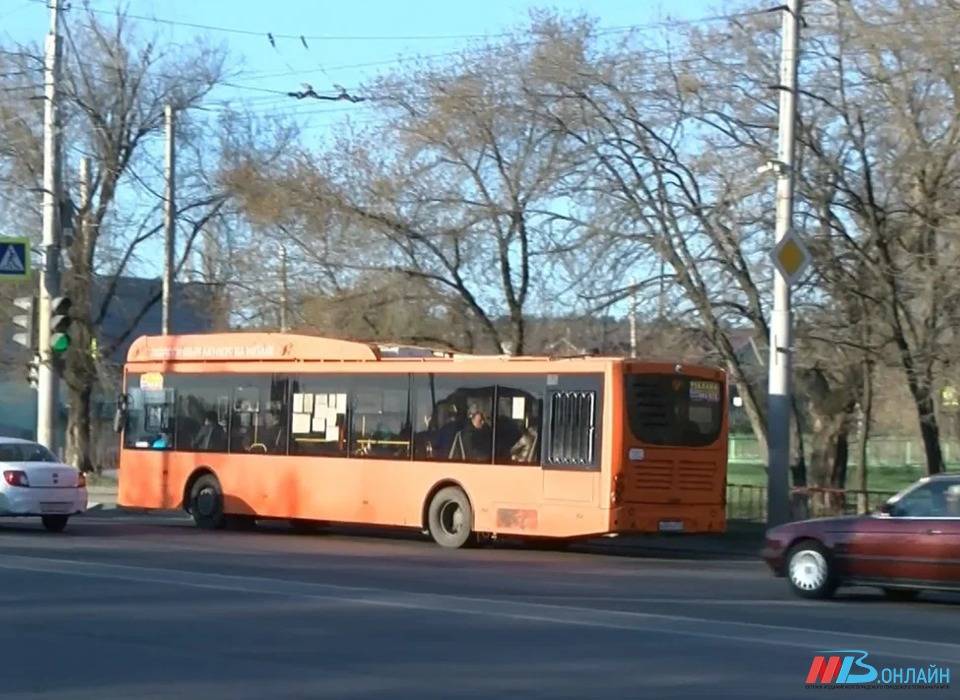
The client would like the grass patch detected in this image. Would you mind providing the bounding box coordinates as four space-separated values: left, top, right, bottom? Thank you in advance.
727 462 924 493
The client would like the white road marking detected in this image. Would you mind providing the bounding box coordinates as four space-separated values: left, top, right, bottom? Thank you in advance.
511 595 815 605
0 553 956 665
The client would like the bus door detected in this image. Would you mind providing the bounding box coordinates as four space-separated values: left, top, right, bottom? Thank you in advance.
540 374 603 504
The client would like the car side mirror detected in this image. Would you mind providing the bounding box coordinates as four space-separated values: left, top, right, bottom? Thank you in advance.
878 501 897 516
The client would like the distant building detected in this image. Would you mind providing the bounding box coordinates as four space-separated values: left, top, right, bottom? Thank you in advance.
0 276 221 442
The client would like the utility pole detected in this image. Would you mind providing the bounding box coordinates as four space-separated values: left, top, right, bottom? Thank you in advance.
628 281 638 358
279 242 289 332
162 104 175 335
766 0 802 528
36 0 62 448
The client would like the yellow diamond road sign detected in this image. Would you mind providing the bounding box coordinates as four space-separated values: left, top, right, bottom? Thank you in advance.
771 232 810 286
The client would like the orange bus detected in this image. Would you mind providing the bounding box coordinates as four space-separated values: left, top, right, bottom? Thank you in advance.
116 333 728 547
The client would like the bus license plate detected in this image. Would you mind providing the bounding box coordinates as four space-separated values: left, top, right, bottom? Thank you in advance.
658 520 684 533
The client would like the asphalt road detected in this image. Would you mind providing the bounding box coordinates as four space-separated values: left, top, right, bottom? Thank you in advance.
0 513 956 700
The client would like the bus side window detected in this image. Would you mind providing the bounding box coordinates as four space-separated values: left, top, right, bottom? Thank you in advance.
289 376 350 457
173 376 230 453
411 374 494 464
544 389 599 469
349 375 410 459
494 380 544 466
230 385 261 453
225 377 287 455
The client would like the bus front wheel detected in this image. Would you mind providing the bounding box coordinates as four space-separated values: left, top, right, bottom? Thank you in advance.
189 474 226 530
427 486 473 549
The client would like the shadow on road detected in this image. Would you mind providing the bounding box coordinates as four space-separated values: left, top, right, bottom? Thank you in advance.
4 511 764 561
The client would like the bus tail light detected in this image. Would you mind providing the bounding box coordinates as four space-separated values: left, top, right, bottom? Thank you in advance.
611 473 625 505
4 470 30 487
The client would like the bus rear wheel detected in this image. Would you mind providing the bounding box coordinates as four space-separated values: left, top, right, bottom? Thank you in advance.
427 486 473 549
189 474 226 530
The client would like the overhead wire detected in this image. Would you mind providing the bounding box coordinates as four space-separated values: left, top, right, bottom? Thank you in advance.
14 1 956 140
12 1 797 117
39 0 777 43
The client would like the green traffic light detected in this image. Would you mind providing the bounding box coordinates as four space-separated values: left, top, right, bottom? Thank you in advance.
51 333 70 353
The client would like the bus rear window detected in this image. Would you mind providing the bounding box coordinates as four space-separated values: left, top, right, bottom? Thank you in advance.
625 374 722 447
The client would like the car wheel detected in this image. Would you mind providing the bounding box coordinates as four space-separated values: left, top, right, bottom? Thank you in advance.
189 474 226 530
41 515 69 533
427 486 473 549
883 588 920 602
786 540 837 599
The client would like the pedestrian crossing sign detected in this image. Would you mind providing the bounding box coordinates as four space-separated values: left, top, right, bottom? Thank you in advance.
0 238 30 280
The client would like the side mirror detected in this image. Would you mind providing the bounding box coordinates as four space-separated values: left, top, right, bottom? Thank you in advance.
113 394 128 434
878 501 895 516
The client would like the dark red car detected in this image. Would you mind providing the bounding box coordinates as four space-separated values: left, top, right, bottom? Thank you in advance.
763 475 960 599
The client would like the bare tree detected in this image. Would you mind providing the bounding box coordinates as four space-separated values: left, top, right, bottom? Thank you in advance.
51 10 225 470
789 0 960 475
226 22 585 355
522 16 785 463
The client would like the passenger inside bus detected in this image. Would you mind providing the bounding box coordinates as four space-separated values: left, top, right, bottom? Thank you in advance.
510 421 539 463
191 411 227 451
151 432 171 449
262 410 286 453
230 411 256 452
449 404 492 462
431 403 461 458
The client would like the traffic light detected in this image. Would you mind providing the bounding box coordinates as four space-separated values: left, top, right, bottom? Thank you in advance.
11 295 36 350
59 197 75 249
49 295 72 354
25 354 39 389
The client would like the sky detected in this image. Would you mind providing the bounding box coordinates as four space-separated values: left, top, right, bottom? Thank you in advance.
0 0 726 285
1 0 719 130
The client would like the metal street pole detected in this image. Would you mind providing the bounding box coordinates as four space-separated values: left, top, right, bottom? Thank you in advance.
36 0 62 448
162 104 176 335
766 0 802 528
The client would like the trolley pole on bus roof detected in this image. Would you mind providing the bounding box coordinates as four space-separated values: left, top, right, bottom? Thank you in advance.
765 0 803 528
36 0 63 448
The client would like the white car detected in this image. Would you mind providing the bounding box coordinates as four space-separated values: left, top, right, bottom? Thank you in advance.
0 437 87 531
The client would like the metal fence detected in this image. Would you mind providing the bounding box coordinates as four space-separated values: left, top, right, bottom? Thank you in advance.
726 483 898 522
728 434 960 468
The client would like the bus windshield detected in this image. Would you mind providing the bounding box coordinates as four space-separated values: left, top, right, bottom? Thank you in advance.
625 374 723 447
